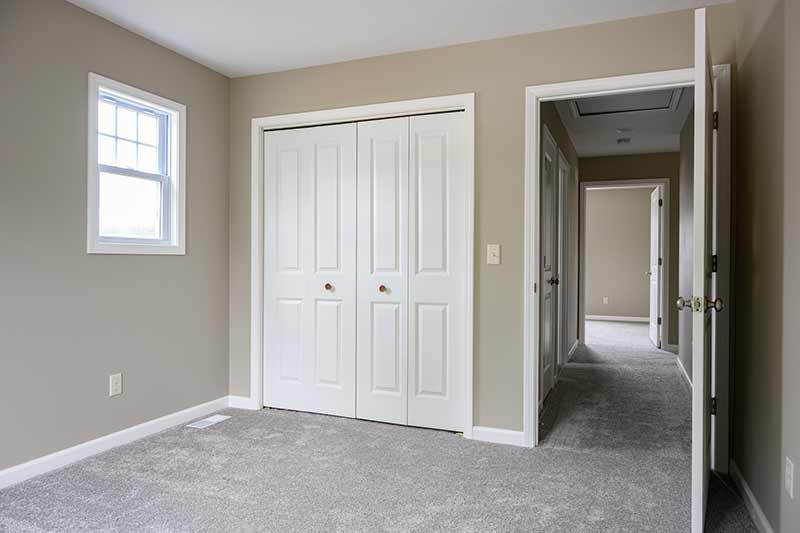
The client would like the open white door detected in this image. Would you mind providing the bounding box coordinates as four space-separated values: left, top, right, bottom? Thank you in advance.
539 126 558 403
691 8 719 532
649 187 662 348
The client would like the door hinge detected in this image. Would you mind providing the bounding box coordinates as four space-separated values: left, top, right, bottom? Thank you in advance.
533 282 537 294
657 317 662 326
711 254 718 273
712 111 719 130
710 396 718 415
658 198 663 207
658 257 663 267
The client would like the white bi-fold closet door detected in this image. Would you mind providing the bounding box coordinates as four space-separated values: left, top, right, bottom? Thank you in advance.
264 112 466 432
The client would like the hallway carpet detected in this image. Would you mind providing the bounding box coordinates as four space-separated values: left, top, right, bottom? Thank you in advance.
0 322 755 531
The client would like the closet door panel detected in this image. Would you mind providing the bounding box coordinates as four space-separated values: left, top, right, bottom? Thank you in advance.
264 123 357 417
408 113 466 432
356 117 409 424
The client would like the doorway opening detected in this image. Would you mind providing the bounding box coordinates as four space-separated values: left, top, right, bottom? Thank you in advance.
523 17 732 527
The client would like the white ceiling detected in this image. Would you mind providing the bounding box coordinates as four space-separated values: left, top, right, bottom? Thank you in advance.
66 0 731 78
555 88 695 157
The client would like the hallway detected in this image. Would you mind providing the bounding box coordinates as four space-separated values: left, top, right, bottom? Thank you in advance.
540 320 755 531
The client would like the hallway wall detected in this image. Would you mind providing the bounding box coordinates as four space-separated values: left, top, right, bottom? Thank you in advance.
584 188 652 318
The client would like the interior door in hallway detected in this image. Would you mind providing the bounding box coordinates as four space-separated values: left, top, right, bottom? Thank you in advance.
356 117 409 425
263 123 357 418
649 187 662 348
539 126 558 403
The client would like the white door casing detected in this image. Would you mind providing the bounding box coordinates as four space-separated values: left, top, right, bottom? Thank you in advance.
539 126 558 403
356 117 410 425
407 112 467 432
649 187 663 348
264 123 357 417
692 7 715 532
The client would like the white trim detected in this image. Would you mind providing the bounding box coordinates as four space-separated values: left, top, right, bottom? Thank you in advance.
0 397 229 490
585 315 649 323
524 68 694 449
471 426 526 447
579 179 671 350
227 395 260 410
250 94 475 436
568 339 579 358
86 73 186 255
730 461 775 533
676 356 692 387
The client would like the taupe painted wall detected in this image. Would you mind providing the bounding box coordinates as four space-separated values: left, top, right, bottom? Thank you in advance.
0 0 230 470
585 188 653 318
229 8 737 430
678 111 695 380
734 0 798 528
579 153 681 346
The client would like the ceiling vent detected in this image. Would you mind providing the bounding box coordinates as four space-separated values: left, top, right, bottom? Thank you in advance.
616 137 632 145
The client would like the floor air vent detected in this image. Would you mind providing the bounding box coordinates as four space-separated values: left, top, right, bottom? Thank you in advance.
186 414 231 429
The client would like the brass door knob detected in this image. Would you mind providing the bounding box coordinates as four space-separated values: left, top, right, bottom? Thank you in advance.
676 297 691 311
706 298 724 312
378 285 387 293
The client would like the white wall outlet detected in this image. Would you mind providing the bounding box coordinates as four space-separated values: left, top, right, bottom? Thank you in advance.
787 456 795 500
109 373 123 397
603 296 609 305
487 244 501 265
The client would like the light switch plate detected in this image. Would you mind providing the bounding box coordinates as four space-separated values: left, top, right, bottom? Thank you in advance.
109 373 122 397
487 244 501 265
603 296 609 305
787 456 795 500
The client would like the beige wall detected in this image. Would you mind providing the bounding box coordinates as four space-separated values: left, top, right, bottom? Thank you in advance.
579 153 681 346
0 0 230 469
585 188 653 318
229 7 737 430
734 0 798 528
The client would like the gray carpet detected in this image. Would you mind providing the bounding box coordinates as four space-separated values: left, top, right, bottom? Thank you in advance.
0 321 755 532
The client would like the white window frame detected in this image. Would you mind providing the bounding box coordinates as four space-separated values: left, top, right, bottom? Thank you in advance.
87 73 186 255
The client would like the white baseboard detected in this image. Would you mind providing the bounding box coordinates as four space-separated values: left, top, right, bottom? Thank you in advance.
664 343 679 354
471 426 527 447
730 461 775 533
568 339 580 359
585 315 649 323
0 396 230 490
676 356 692 387
227 395 260 409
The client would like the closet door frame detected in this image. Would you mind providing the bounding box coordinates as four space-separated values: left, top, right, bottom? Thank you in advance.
249 94 475 438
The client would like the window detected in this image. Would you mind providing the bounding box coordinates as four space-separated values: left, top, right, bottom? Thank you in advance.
87 73 185 254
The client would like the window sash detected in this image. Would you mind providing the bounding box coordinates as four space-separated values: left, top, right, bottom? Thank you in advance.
97 164 172 245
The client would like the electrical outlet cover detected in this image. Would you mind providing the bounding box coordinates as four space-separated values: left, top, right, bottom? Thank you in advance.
787 456 795 500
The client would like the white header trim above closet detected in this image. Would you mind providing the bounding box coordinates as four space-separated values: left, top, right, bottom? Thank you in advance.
249 93 475 438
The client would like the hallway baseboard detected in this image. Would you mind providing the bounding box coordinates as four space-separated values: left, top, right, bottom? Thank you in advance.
675 357 692 387
472 426 526 447
585 315 649 323
730 461 775 533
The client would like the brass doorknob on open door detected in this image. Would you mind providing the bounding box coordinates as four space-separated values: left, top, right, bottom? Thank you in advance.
676 297 691 311
706 298 724 312
378 285 387 293
324 283 333 291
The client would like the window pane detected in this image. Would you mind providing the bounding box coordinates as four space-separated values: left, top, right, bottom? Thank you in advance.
98 101 116 135
138 113 159 146
99 172 161 240
98 134 116 165
117 107 137 140
117 139 137 169
138 144 159 174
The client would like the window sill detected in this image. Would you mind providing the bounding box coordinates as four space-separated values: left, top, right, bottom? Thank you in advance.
87 241 185 255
